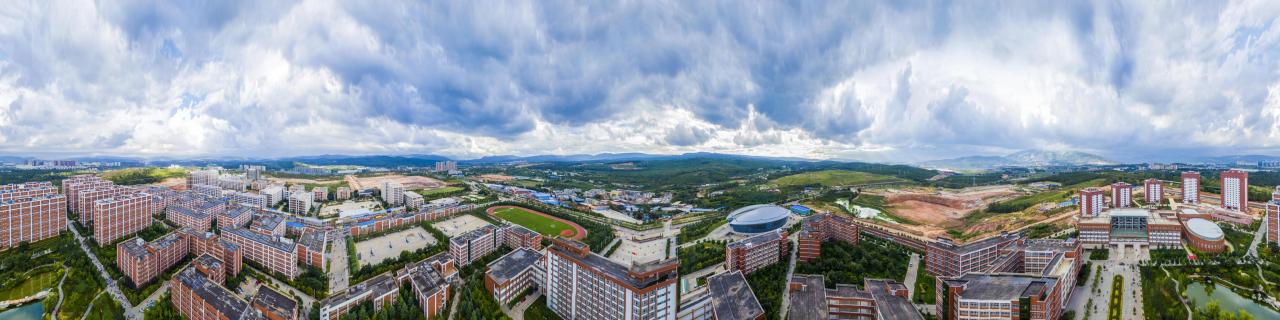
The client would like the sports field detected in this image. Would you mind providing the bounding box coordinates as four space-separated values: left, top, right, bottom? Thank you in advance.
488 206 586 239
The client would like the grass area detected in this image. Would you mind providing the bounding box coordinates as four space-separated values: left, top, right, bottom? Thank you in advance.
0 264 61 300
912 259 936 304
523 295 563 320
795 236 913 287
1139 266 1190 320
492 207 580 238
418 186 464 196
1108 275 1123 320
769 169 905 188
1089 249 1110 261
676 215 726 244
985 179 1106 214
142 292 182 320
677 240 726 274
85 291 125 319
100 167 187 185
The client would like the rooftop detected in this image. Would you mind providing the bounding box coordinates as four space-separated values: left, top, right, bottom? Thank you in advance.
225 228 296 252
174 266 250 318
706 271 763 320
948 273 1057 301
321 274 399 307
932 232 1022 254
449 224 498 246
549 239 678 290
485 248 543 284
727 229 784 250
409 265 449 297
195 254 223 271
863 279 923 320
169 206 208 219
249 213 286 231
1185 218 1224 240
787 275 827 320
251 286 298 319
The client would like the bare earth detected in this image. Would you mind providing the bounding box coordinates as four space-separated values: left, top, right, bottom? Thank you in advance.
355 227 437 267
864 185 1027 239
354 175 446 191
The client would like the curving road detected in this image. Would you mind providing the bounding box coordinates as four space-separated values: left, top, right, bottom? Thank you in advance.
66 221 135 318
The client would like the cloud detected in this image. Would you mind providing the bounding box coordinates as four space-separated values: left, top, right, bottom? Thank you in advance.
2 1 1280 162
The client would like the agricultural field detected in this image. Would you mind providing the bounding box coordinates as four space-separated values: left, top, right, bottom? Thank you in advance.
490 206 584 239
769 170 906 188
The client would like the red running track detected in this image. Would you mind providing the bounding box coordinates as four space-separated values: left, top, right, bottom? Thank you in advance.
486 205 588 240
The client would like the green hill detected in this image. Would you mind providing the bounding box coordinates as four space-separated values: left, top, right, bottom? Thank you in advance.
769 170 907 187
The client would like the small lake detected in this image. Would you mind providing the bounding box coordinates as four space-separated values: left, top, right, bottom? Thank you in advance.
0 301 43 320
1184 282 1280 319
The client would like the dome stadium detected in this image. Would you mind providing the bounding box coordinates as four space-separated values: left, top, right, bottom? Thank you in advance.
1184 218 1225 253
727 204 791 234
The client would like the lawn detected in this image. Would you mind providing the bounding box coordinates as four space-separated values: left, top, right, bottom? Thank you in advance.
1109 275 1124 320
0 264 62 300
418 186 464 196
769 170 905 188
492 207 580 238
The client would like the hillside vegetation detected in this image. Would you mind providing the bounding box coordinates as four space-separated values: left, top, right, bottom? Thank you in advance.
769 170 906 188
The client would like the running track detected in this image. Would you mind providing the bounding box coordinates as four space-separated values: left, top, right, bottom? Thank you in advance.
487 205 588 240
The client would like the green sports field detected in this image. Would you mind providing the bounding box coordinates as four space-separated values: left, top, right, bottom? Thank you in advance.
492 207 580 238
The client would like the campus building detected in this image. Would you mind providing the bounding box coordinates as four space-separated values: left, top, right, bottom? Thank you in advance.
0 182 66 250
381 182 404 205
1077 188 1103 217
502 225 543 250
1110 182 1132 208
93 192 154 245
725 229 788 274
194 254 227 285
1183 218 1226 253
545 238 679 320
1182 171 1201 204
936 273 1065 320
788 275 921 320
251 286 300 320
262 185 286 207
485 247 544 305
678 271 766 320
403 191 424 210
1144 178 1163 205
231 192 268 209
170 263 254 320
168 206 212 232
220 206 254 230
449 224 502 266
796 213 859 262
1077 208 1183 249
312 187 328 203
1268 187 1280 247
925 232 1024 278
223 228 299 280
179 228 243 277
62 175 113 217
249 213 287 237
409 258 452 319
335 187 351 200
1220 169 1249 212
297 229 327 270
117 233 190 287
319 275 401 320
77 185 138 224
288 192 313 215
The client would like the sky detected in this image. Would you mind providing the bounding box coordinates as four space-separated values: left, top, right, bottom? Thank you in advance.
3 1 1280 163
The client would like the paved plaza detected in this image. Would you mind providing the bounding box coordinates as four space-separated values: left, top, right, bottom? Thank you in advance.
355 227 437 267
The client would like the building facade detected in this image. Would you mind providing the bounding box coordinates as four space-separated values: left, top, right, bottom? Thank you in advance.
223 228 299 279
0 182 67 250
93 193 154 245
725 229 788 275
925 232 1024 278
1110 182 1132 208
117 233 190 287
1182 171 1201 204
485 248 543 305
795 213 859 262
1220 169 1248 212
545 238 678 320
449 225 502 266
381 182 404 206
1144 179 1163 205
1078 188 1103 217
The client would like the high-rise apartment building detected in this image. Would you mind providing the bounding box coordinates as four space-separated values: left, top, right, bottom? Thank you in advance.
1220 169 1248 212
925 232 1024 278
545 238 678 320
1078 188 1103 217
1182 171 1201 204
795 213 859 262
381 182 404 206
1109 182 1131 208
222 228 299 280
1144 178 1163 205
449 225 502 266
93 193 153 245
288 192 313 215
117 233 190 287
0 182 67 250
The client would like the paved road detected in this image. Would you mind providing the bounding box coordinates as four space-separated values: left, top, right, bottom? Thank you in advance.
778 233 799 319
66 221 135 318
1248 217 1267 258
903 253 920 298
502 291 542 320
249 266 318 312
329 232 350 294
124 282 169 316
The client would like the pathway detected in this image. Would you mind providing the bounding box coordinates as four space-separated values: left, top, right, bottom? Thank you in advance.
329 232 351 293
502 291 542 320
66 221 133 313
124 282 169 317
778 234 799 318
52 264 69 316
248 266 318 312
903 253 920 298
1160 266 1194 320
79 291 104 320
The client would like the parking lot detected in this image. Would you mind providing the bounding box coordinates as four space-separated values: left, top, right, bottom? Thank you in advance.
355 227 437 267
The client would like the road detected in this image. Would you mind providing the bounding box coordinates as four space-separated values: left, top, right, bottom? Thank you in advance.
1066 246 1147 320
66 220 136 318
329 231 351 293
124 282 169 317
51 264 68 316
903 253 920 298
778 233 799 318
248 266 318 312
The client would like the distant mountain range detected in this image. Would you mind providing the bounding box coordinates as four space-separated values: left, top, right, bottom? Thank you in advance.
918 150 1115 170
461 152 816 164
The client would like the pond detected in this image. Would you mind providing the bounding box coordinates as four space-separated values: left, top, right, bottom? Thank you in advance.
0 301 43 320
1183 282 1280 319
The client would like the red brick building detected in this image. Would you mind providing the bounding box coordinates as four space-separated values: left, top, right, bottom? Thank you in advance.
1220 169 1249 212
1144 178 1163 205
117 233 190 288
726 229 788 274
1078 188 1103 217
92 193 153 245
170 263 254 320
925 232 1023 278
223 228 299 279
796 213 859 262
0 182 67 250
251 286 299 320
502 225 542 250
1110 182 1132 208
167 206 212 233
484 247 542 305
296 229 327 270
179 228 243 278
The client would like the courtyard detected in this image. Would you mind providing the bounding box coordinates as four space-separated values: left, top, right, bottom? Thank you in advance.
430 215 492 237
319 199 383 218
354 227 437 267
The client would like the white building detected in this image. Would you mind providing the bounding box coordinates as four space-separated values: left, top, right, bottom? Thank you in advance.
289 192 313 215
261 185 285 207
381 182 404 206
403 191 424 210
